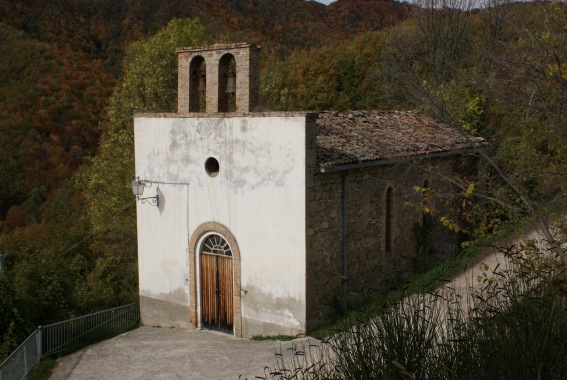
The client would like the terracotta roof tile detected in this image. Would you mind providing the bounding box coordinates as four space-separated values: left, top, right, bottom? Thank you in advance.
315 110 487 168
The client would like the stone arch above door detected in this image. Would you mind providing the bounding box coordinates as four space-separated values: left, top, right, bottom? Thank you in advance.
188 222 242 338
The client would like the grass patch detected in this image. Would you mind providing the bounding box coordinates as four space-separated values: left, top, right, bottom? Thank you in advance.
251 334 296 341
26 357 56 380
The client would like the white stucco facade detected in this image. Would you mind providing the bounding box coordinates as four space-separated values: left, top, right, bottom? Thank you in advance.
134 113 310 337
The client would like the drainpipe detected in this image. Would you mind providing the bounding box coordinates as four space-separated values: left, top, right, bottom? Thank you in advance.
342 171 349 300
0 253 8 272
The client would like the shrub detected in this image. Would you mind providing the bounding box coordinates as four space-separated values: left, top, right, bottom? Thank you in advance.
261 241 567 379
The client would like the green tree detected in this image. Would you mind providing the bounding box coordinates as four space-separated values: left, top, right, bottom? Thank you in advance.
380 0 567 261
0 182 94 357
469 1 567 252
77 19 214 303
260 33 389 112
484 1 567 196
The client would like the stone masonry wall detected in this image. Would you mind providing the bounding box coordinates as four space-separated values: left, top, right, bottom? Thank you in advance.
306 156 465 330
177 43 260 113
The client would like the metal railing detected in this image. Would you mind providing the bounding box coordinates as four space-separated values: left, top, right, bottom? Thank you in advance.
41 302 139 356
0 331 40 380
0 302 139 380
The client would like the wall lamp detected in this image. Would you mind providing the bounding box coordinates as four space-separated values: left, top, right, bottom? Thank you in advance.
132 176 159 207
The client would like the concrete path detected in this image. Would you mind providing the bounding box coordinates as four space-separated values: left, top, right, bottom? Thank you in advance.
49 327 308 380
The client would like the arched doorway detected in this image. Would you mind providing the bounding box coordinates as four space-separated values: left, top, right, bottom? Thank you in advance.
199 233 233 333
189 222 242 337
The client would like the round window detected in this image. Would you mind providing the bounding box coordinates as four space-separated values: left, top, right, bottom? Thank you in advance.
205 157 219 177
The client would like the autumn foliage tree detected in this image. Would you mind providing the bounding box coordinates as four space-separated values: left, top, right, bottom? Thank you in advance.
260 1 567 256
2 0 567 362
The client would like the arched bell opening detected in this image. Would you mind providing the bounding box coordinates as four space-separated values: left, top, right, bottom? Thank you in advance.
189 56 206 112
218 54 236 112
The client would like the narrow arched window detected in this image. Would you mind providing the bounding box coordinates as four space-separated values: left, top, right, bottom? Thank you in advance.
419 180 434 258
385 187 393 254
422 180 433 229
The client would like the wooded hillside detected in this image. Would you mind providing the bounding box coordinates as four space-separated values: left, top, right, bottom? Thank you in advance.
0 0 412 358
0 0 409 223
1 0 566 362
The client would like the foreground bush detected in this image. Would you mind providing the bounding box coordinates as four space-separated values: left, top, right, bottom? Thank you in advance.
261 242 567 380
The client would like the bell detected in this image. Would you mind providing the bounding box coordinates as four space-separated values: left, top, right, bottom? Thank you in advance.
197 71 206 92
226 69 236 94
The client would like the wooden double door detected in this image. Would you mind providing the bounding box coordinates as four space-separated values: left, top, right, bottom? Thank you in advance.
200 234 234 334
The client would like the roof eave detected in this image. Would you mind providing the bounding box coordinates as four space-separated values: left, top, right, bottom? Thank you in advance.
318 148 480 173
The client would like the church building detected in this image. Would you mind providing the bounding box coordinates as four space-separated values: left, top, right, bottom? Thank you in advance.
133 43 486 338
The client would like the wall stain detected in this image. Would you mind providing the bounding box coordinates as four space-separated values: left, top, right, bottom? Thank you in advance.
241 283 305 333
